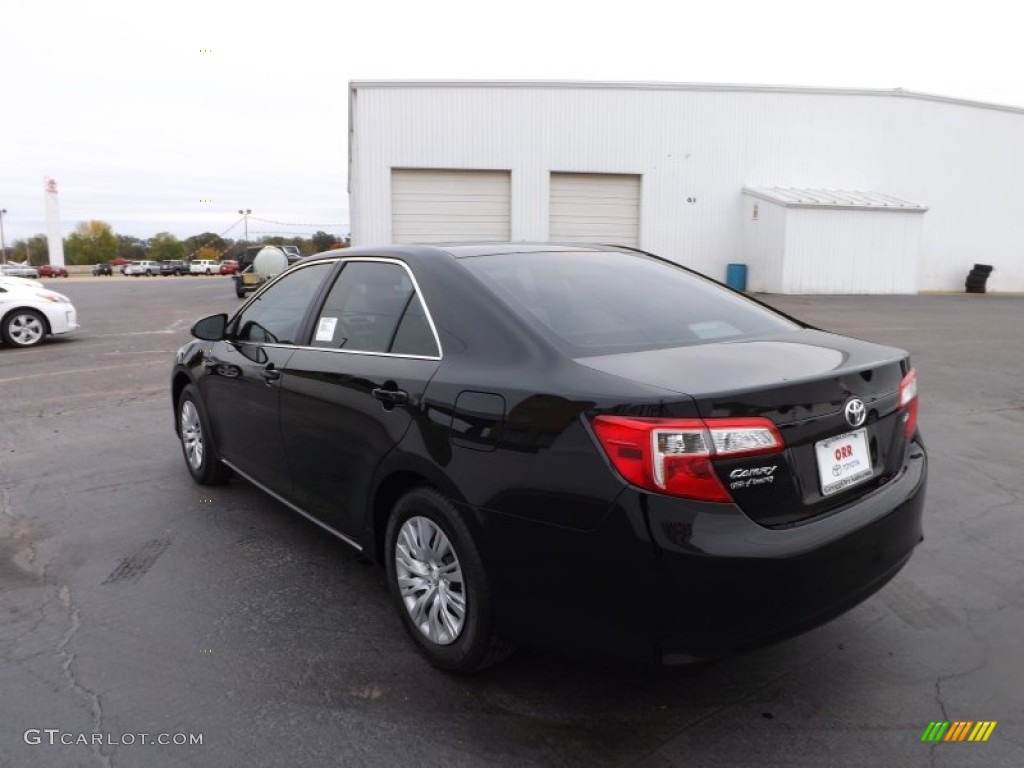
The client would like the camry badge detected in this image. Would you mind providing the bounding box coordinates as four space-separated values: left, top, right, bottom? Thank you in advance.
845 398 867 428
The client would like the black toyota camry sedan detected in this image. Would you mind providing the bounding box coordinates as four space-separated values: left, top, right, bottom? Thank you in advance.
171 244 926 673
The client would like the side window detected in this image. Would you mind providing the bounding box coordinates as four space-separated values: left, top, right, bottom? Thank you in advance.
391 291 439 357
311 261 439 356
232 262 332 344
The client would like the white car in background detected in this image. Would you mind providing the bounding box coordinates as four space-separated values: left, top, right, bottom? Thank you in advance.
0 279 79 348
0 262 40 279
189 260 220 275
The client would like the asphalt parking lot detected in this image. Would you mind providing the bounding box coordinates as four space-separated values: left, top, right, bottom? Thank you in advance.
1 277 1022 767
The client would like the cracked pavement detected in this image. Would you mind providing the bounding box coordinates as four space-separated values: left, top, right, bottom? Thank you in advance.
1 281 1022 767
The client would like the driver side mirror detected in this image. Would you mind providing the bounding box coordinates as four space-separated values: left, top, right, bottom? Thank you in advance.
191 313 228 341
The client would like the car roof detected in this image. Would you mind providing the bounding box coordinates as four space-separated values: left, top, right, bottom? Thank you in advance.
302 242 636 266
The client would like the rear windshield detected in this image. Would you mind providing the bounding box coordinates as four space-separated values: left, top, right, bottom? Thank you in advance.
461 250 799 354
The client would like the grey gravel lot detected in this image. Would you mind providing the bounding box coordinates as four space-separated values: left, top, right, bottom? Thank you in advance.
1 278 1022 768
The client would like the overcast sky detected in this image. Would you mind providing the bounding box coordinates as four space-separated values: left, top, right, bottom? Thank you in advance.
0 0 1020 246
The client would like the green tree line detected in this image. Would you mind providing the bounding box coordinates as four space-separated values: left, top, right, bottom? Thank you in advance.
6 221 347 266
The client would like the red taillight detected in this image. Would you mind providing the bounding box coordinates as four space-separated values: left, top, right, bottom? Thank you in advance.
591 415 784 503
899 368 919 438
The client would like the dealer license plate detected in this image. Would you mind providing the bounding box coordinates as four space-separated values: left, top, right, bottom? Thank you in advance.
815 428 874 496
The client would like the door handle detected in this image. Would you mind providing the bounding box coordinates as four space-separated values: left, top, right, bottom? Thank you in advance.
261 363 281 383
372 387 409 406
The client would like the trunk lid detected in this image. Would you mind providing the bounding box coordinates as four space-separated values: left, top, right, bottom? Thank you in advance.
577 330 914 526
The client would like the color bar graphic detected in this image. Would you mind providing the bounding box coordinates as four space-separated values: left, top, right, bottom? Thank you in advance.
967 721 997 742
921 721 996 742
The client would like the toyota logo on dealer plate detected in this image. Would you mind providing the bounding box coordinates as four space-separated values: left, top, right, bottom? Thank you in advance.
845 398 867 428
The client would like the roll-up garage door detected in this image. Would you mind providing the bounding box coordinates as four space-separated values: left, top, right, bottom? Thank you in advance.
549 173 641 247
391 169 511 243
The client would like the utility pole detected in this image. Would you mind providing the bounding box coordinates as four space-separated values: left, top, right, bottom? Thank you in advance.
238 209 252 242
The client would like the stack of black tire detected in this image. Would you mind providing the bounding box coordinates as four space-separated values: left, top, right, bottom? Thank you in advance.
965 263 993 294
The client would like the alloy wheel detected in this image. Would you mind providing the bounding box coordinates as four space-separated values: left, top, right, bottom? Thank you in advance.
180 399 204 470
394 516 467 645
7 313 45 346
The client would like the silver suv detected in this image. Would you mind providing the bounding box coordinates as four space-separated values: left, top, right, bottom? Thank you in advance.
125 260 160 276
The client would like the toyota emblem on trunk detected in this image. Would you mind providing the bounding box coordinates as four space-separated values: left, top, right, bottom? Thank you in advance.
845 398 867 428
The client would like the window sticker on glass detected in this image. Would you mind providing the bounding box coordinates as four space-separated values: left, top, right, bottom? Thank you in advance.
689 320 741 340
316 316 338 342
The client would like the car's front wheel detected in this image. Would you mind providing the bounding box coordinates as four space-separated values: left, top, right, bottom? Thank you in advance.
1 309 47 347
385 488 513 673
178 385 231 485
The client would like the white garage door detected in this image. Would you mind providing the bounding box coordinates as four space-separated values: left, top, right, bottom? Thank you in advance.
549 173 641 247
391 169 511 243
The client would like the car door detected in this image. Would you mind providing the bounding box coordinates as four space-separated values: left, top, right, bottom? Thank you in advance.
279 258 442 536
199 260 336 498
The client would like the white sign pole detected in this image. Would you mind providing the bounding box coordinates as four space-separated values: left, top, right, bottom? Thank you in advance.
44 177 65 267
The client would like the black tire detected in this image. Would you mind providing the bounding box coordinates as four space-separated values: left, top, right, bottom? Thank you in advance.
177 384 232 485
385 488 513 674
1 308 48 348
965 277 988 291
972 263 994 274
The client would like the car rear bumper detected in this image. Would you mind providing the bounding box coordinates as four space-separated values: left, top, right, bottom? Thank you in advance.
482 439 926 667
646 438 926 663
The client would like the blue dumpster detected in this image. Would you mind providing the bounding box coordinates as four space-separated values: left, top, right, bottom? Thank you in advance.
726 263 748 291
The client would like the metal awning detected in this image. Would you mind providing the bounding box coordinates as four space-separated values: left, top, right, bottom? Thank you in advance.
743 186 928 212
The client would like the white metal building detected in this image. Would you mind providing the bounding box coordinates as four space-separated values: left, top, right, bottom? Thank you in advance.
348 80 1024 293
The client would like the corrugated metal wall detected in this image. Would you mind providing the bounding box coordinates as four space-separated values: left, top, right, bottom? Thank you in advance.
783 209 922 294
350 83 1024 292
742 198 787 293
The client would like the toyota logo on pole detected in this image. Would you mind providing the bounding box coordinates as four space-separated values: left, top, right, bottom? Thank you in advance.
845 398 867 428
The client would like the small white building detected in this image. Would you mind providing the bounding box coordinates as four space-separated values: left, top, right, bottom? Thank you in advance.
348 80 1024 293
741 187 927 294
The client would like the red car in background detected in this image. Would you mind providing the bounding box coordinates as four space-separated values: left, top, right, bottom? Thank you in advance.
38 265 69 278
218 260 239 275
